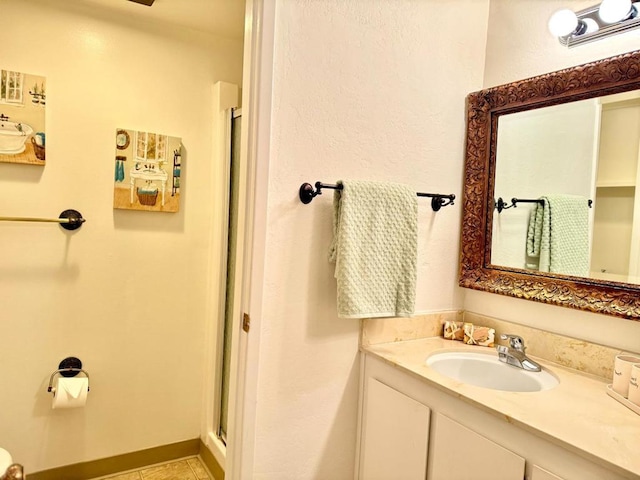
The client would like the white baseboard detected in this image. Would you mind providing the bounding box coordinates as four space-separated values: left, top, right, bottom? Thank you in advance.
205 431 226 471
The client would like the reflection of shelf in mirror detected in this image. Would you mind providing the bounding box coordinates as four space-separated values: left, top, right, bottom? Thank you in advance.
590 271 630 283
596 181 636 188
600 91 640 106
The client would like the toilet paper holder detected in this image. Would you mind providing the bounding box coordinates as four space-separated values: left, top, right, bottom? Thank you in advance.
47 357 90 393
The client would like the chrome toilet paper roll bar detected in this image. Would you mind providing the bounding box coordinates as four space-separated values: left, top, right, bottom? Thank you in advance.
47 356 90 393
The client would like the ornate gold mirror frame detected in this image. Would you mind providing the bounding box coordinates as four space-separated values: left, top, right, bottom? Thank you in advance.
460 49 640 320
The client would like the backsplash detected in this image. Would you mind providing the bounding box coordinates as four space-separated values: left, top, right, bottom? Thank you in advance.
361 310 631 380
360 311 462 346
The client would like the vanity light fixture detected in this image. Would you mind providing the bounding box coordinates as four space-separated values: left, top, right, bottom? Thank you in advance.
549 0 640 47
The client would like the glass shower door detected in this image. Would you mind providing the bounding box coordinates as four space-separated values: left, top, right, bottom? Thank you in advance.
218 108 241 444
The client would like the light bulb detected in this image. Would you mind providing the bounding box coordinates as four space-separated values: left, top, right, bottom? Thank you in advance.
599 0 633 23
583 17 600 33
548 9 579 37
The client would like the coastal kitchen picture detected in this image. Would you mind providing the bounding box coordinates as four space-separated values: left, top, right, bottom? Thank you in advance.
113 128 182 212
0 69 46 165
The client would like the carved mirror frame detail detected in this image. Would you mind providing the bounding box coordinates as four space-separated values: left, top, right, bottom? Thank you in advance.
460 50 640 320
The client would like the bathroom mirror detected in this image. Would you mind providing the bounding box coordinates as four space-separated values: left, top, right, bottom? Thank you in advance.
492 89 640 283
460 49 640 320
116 129 130 150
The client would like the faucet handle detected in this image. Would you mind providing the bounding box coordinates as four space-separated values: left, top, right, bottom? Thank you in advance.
500 334 525 351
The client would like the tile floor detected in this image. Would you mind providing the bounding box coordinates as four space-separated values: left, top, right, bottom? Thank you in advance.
89 456 212 480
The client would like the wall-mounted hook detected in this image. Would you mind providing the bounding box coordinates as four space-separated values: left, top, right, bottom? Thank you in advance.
428 194 456 212
495 197 514 213
299 181 328 204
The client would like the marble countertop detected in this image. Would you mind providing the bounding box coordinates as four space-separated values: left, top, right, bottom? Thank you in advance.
362 337 640 478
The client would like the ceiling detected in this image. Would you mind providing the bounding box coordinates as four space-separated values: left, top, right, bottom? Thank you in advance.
81 0 246 39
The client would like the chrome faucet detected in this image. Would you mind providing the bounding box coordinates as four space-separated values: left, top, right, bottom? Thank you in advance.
496 334 541 372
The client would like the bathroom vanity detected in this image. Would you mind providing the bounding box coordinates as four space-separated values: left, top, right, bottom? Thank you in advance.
355 338 640 480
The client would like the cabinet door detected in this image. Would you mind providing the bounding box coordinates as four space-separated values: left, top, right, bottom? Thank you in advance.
428 413 524 480
531 465 564 480
359 377 431 480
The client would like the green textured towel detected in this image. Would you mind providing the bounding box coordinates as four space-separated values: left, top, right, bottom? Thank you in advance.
329 180 417 318
526 194 589 276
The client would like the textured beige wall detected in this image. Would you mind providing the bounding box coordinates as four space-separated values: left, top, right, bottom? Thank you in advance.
0 0 242 473
466 0 640 353
251 1 490 478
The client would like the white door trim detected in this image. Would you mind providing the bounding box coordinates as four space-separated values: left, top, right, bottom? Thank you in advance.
224 1 276 479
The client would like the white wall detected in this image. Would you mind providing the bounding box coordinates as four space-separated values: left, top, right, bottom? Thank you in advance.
249 1 490 478
467 0 640 354
0 0 242 473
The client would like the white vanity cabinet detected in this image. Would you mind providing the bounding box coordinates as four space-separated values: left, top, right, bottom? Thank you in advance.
428 413 524 480
359 377 430 480
356 353 632 480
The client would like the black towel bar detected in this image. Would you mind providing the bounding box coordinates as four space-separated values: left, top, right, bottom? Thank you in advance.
299 181 455 212
495 197 593 213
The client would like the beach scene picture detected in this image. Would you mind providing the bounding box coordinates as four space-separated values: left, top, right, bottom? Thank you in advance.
0 69 46 165
113 128 182 212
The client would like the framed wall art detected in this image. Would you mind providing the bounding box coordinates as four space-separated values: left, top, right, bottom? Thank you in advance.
113 128 182 212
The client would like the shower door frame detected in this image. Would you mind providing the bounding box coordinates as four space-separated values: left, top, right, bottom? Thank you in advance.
206 1 277 479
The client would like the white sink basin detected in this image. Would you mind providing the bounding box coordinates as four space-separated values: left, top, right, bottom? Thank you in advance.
426 351 559 392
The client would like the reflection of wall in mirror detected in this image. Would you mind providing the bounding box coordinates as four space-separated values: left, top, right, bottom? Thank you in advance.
491 99 598 272
591 92 640 283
